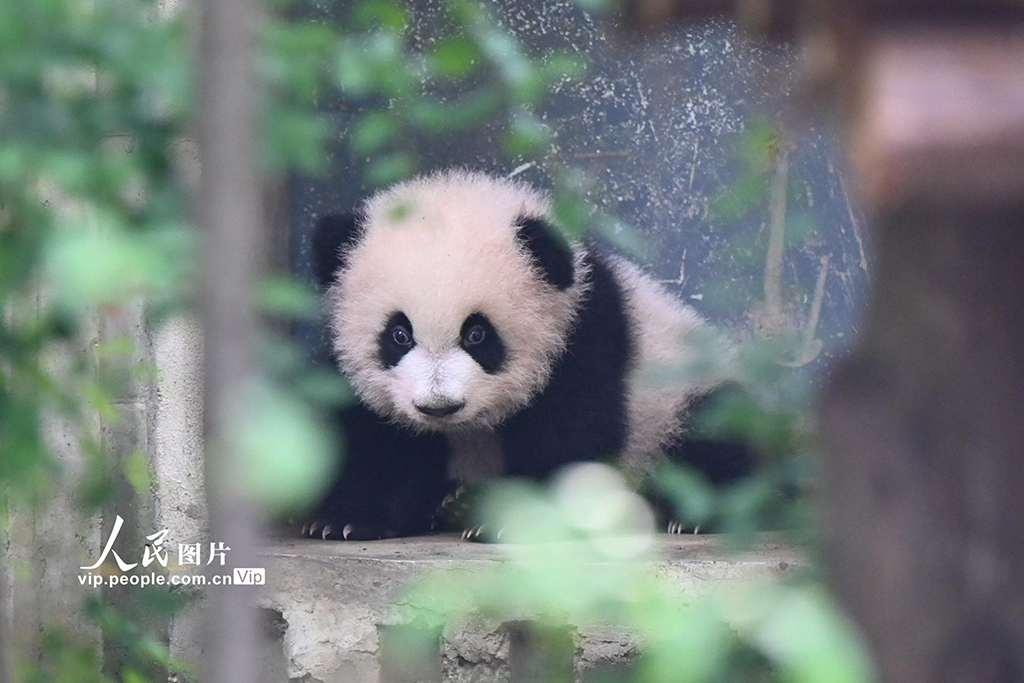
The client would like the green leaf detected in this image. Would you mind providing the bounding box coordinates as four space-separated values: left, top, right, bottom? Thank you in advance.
234 382 338 514
409 89 501 134
45 220 188 310
295 370 354 407
366 152 416 187
552 190 591 237
122 667 150 683
504 112 550 157
351 0 409 32
593 215 648 258
263 108 330 172
94 335 136 363
654 463 716 528
256 276 320 319
720 476 779 540
428 36 480 80
750 586 875 683
544 52 586 81
350 111 399 154
335 40 374 96
0 397 45 483
124 450 151 497
710 171 768 223
83 381 120 424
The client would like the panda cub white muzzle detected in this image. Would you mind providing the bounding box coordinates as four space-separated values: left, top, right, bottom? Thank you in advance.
373 308 518 431
401 347 475 421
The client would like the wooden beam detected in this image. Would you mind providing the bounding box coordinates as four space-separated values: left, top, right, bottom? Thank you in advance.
622 0 799 37
851 27 1024 212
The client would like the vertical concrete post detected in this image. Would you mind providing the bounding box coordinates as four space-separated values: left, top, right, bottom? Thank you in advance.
198 0 264 681
822 26 1024 683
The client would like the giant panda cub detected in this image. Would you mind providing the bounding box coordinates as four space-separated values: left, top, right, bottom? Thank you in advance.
305 169 753 541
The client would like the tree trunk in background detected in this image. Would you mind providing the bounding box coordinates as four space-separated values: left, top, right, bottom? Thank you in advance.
198 0 262 680
0 542 9 683
819 23 1024 683
821 200 1024 683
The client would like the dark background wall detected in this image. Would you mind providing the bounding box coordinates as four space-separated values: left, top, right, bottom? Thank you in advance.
290 2 870 379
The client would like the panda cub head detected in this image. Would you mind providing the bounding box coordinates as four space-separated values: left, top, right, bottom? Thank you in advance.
322 170 588 432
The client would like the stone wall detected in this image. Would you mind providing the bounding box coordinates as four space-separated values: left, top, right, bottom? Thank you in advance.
253 535 801 683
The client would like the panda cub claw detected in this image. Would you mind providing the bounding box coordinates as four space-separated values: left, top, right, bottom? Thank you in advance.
666 520 701 535
300 518 391 541
461 525 505 543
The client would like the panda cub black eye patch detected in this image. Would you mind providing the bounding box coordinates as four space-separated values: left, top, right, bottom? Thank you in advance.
460 313 505 374
378 312 415 368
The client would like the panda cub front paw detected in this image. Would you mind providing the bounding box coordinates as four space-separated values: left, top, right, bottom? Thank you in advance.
666 520 701 535
300 518 391 541
460 525 505 543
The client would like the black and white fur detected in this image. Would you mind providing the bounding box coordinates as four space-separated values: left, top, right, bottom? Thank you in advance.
305 170 753 540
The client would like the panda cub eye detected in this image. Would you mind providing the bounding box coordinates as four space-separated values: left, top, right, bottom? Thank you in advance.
379 312 415 369
459 313 505 374
463 325 486 346
392 325 412 347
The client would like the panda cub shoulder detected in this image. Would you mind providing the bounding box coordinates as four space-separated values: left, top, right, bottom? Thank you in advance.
306 169 752 541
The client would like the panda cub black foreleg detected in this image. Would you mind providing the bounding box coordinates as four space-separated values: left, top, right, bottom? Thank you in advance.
301 402 450 540
666 385 758 488
302 210 453 540
498 252 631 478
654 385 760 534
305 171 760 542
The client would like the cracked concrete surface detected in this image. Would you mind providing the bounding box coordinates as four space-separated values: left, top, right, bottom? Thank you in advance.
253 534 801 683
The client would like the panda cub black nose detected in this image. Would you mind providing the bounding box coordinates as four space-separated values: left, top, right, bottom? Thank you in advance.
416 402 465 418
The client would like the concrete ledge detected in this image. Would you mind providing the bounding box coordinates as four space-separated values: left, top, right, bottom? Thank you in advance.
251 534 801 683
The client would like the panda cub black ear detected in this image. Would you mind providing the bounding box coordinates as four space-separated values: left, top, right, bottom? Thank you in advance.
313 213 363 291
514 216 575 291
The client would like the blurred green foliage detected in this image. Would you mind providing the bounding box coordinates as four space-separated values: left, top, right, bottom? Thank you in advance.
398 324 865 683
402 465 871 683
0 0 337 679
0 0 190 502
1 0 195 679
306 2 871 679
711 120 779 224
0 0 872 682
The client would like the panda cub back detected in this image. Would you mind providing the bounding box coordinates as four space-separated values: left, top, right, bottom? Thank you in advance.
307 169 751 541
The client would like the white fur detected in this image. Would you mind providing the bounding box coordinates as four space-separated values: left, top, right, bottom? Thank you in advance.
326 170 588 432
327 170 727 481
607 257 724 481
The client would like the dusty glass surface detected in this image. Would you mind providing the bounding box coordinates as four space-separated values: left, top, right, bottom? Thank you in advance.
290 3 869 377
